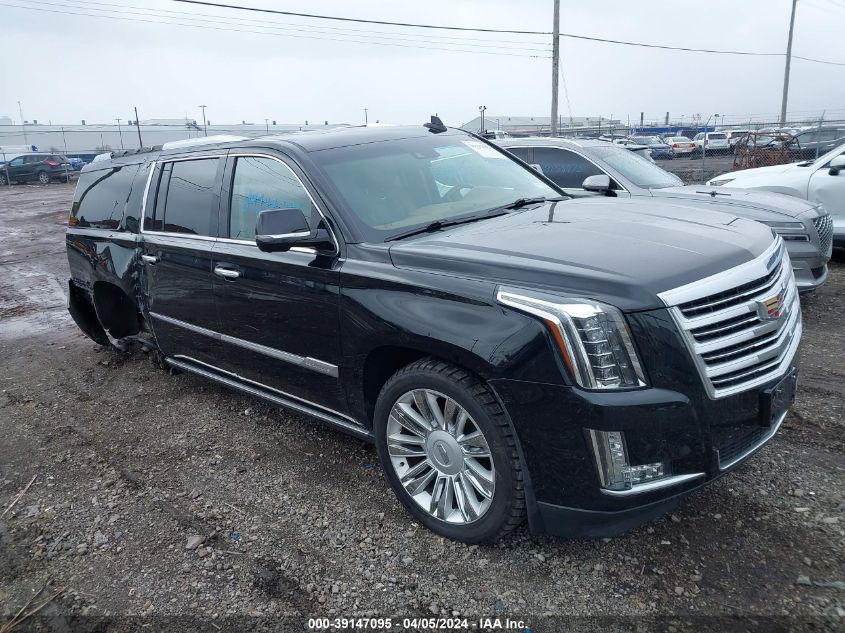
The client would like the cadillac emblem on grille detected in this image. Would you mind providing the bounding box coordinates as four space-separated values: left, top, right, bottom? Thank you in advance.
758 291 786 321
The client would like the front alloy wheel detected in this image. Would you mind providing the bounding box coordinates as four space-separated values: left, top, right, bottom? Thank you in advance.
374 359 525 543
37 171 50 185
387 389 495 524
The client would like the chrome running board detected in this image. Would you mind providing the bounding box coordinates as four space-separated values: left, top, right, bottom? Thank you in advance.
166 356 373 441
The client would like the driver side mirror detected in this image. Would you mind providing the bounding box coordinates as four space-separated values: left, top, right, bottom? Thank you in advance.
255 207 336 255
829 155 845 176
582 174 613 194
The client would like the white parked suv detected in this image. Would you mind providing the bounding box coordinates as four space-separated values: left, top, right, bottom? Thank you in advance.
692 132 729 154
708 143 845 248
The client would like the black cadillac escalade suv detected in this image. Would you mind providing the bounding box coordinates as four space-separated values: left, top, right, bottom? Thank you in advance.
65 123 801 543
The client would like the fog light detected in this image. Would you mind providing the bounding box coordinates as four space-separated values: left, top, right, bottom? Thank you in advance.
587 429 668 492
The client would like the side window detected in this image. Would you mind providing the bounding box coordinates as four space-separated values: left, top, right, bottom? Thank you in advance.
146 158 220 235
69 163 143 230
9 158 23 166
533 148 603 188
228 156 316 241
506 147 533 163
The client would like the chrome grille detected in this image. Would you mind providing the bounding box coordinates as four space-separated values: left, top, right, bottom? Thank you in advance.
658 239 802 398
813 214 833 257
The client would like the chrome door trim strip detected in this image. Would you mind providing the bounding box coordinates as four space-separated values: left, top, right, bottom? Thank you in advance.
150 312 339 378
167 356 369 437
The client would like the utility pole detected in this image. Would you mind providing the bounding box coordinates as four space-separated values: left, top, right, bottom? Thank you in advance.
364 108 368 125
780 0 798 125
550 0 560 138
134 106 143 147
265 118 270 134
198 105 208 136
17 101 28 146
115 118 124 149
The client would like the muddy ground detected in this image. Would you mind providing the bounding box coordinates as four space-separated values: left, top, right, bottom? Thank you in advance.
0 183 842 632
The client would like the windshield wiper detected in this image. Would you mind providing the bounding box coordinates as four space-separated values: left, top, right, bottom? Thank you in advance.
500 196 565 210
385 209 509 242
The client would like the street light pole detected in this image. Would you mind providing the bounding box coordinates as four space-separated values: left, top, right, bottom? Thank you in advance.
198 105 208 136
780 0 798 125
134 106 144 147
550 0 560 137
115 118 124 149
478 105 487 133
17 101 28 146
265 118 270 134
364 108 368 125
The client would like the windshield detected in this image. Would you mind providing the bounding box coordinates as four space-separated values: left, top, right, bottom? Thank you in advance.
811 142 845 166
633 136 661 145
311 133 560 241
591 145 683 189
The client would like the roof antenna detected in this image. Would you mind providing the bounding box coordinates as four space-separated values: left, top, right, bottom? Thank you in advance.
424 115 447 134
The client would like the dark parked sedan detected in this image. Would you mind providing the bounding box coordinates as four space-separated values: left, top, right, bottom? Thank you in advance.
630 136 674 159
0 153 76 185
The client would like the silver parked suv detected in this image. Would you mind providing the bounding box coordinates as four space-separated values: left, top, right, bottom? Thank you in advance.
497 137 832 291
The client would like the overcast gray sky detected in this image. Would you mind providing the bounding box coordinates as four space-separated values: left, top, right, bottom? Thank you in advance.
1 0 844 126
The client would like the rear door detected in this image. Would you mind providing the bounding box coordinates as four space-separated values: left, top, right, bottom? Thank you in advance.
141 154 225 366
210 152 345 412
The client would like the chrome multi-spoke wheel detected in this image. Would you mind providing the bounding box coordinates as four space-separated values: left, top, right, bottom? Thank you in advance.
386 389 495 524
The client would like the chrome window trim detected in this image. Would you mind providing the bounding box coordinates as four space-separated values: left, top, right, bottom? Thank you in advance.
139 154 228 240
167 355 367 435
150 312 339 378
225 152 340 253
138 152 340 254
718 409 788 471
601 472 705 497
507 144 631 195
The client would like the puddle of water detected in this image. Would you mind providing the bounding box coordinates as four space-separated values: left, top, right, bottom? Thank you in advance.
0 308 73 340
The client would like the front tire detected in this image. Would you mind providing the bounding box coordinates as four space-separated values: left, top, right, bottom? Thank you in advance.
374 358 525 543
37 171 50 185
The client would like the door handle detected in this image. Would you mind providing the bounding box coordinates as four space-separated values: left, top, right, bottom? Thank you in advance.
214 265 241 279
141 254 159 265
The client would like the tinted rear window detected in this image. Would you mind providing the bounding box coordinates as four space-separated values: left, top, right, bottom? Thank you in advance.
146 158 220 236
70 164 143 230
708 133 727 140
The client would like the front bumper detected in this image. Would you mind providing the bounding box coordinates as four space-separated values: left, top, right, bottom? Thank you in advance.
490 365 797 538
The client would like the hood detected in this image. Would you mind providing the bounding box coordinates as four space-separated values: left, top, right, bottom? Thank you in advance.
652 185 815 220
388 198 776 312
710 162 804 181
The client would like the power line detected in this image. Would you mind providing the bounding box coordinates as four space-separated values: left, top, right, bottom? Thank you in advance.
48 0 552 50
173 0 552 35
171 0 845 64
0 1 549 57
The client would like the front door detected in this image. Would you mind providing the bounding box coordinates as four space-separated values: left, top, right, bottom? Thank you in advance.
6 157 26 181
211 153 345 412
809 149 845 236
141 154 225 366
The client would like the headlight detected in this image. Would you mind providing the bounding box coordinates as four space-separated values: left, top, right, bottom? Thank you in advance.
708 178 733 186
760 220 804 230
496 288 646 389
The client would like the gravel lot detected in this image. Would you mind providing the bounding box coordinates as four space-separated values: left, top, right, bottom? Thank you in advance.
0 183 843 632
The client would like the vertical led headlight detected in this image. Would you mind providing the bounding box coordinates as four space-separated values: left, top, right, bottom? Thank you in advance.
496 288 646 389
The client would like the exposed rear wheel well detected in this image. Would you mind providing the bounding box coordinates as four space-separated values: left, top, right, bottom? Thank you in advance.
93 281 140 339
